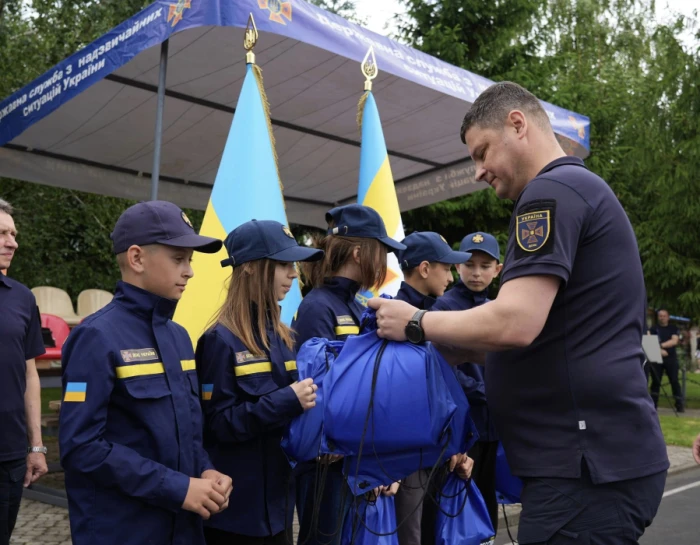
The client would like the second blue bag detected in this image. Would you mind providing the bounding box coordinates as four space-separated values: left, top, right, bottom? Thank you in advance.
281 338 344 466
435 475 495 545
341 495 398 545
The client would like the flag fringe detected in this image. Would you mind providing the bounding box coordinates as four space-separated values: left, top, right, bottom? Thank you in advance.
357 90 369 131
253 64 285 199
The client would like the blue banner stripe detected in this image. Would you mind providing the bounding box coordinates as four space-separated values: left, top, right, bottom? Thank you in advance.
0 0 589 151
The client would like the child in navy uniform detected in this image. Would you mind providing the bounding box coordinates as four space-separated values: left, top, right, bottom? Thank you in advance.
293 204 405 545
196 220 323 545
60 201 233 545
393 231 474 545
431 231 503 531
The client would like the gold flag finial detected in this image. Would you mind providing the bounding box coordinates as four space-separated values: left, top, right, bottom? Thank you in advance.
361 46 378 91
244 13 259 64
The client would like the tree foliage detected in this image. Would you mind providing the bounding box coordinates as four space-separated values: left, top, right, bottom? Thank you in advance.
399 0 700 320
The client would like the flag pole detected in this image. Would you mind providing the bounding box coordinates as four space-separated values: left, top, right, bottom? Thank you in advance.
150 39 169 201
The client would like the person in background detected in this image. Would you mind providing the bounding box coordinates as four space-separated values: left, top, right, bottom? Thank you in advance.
393 230 474 545
649 309 683 412
196 220 322 545
0 198 47 545
59 201 232 545
431 231 503 531
292 204 405 545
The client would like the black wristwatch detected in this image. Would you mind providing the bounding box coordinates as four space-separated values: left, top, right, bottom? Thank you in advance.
405 309 428 344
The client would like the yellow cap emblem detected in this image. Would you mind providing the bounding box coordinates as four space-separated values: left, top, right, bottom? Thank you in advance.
181 211 193 229
472 234 484 244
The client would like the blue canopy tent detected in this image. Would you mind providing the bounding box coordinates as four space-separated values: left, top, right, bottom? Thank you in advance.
0 0 590 227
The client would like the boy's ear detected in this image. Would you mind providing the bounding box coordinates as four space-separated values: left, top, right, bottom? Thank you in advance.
418 260 431 279
494 262 504 278
125 245 147 274
352 245 361 264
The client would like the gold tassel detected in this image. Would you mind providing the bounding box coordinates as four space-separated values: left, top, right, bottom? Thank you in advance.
252 64 284 197
357 90 369 132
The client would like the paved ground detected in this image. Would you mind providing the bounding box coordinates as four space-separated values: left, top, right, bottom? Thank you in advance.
9 445 697 544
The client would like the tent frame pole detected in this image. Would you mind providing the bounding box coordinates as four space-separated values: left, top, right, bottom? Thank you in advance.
150 39 169 201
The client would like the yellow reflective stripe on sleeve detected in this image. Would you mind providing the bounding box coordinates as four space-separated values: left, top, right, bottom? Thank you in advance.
115 362 165 379
334 325 360 336
285 360 297 372
181 360 196 372
235 361 272 377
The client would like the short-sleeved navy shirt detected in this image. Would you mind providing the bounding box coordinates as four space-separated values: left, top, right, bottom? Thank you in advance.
650 324 679 364
0 274 45 461
486 157 669 484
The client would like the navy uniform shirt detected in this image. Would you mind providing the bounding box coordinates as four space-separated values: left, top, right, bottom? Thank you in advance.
196 317 302 537
59 281 212 545
432 281 496 442
293 277 364 348
0 274 45 462
486 157 669 484
650 324 679 364
394 281 436 310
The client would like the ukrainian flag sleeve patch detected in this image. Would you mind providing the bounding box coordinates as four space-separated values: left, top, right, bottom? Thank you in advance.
64 382 87 402
202 384 214 401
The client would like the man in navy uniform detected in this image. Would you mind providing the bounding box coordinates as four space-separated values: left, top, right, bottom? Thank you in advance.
59 201 233 545
649 309 683 412
369 82 668 544
0 199 48 545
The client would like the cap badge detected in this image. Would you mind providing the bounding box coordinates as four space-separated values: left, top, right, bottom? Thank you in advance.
282 226 295 239
472 234 484 244
181 211 193 229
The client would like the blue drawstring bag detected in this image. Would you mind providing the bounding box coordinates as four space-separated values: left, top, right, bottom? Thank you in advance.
281 338 344 466
342 348 479 495
323 329 458 456
341 495 398 545
435 475 495 545
495 441 523 504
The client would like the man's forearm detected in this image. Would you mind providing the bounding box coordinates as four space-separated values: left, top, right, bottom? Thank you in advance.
422 301 528 353
25 362 43 447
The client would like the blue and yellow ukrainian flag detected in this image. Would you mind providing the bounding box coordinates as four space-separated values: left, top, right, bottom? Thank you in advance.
356 91 404 304
64 382 87 403
174 61 300 346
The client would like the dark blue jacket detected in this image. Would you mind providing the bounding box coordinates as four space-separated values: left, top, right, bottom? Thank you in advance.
293 277 364 348
196 317 302 537
394 281 436 311
432 281 497 442
60 281 212 545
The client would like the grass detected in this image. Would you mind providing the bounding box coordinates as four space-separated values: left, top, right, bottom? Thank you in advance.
658 415 700 448
41 387 62 414
653 371 700 410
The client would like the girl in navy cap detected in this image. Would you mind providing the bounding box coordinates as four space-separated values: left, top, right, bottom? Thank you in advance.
292 204 406 545
195 220 323 545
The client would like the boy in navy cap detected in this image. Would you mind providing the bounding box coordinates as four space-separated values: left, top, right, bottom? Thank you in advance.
393 231 474 545
431 231 503 531
59 201 233 545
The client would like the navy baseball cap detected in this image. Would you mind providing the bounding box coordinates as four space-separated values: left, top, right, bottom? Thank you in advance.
111 201 222 254
221 220 324 267
325 204 406 253
397 232 471 270
460 232 500 261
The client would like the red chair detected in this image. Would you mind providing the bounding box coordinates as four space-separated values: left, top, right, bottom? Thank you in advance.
37 314 71 360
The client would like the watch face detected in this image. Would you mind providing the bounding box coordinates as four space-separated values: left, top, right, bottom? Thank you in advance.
405 323 423 344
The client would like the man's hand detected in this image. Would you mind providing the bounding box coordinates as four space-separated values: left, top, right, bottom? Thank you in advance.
291 378 318 411
693 433 700 465
448 453 468 472
24 452 48 487
318 454 343 464
370 482 401 499
201 470 233 511
182 477 227 519
661 349 669 357
367 298 417 342
455 457 475 480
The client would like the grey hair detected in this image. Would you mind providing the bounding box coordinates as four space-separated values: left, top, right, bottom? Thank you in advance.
0 198 13 216
459 81 551 144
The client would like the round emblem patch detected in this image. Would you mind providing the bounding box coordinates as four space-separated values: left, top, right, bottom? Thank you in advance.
181 211 193 228
282 226 294 239
472 234 484 244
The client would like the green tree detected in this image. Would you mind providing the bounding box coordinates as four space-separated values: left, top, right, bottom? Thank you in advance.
308 0 365 24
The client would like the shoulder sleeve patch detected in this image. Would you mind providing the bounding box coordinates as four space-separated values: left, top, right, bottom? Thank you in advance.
514 199 556 259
